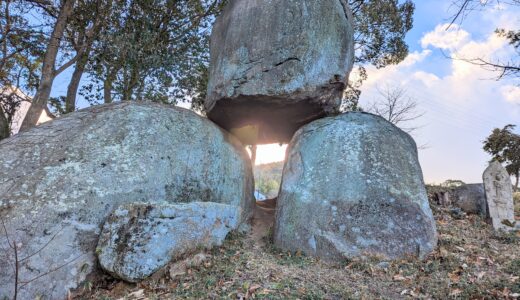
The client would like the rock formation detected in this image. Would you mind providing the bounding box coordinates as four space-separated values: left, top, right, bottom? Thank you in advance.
432 184 487 215
97 202 241 282
274 112 438 261
0 102 254 299
483 161 515 231
205 0 355 144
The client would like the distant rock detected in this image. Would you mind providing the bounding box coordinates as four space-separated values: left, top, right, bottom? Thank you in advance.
97 202 239 282
205 0 355 143
432 184 487 215
483 161 515 231
0 102 254 299
274 112 437 261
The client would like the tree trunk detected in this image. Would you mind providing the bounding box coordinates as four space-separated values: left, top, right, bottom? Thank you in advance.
19 0 75 131
0 106 9 140
103 68 118 104
65 50 89 113
103 79 113 104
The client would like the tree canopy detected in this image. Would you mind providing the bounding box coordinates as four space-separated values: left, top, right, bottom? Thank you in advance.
343 0 415 110
0 0 417 138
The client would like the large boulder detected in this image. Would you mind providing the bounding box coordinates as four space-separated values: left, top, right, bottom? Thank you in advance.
205 0 355 144
274 112 437 261
97 202 240 282
0 102 254 300
483 161 515 231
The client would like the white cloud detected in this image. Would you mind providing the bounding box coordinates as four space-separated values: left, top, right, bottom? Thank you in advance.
400 50 433 67
412 71 440 87
501 86 520 104
421 24 471 50
359 18 519 183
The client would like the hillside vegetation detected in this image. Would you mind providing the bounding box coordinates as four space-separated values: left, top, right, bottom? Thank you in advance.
254 162 284 198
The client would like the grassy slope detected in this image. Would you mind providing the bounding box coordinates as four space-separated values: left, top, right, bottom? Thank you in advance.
74 199 520 300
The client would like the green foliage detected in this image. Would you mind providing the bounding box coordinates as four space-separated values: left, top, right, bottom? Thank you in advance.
505 259 520 277
350 0 415 68
254 162 284 198
0 0 45 135
256 178 280 198
82 0 226 106
343 0 415 110
440 179 466 188
483 125 520 190
496 29 520 50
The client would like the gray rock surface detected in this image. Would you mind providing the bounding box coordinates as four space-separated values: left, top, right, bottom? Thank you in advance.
97 202 240 282
205 0 355 143
0 102 254 299
274 112 437 261
442 184 487 215
483 161 515 231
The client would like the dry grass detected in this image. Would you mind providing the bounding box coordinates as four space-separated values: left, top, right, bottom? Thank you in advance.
73 202 520 300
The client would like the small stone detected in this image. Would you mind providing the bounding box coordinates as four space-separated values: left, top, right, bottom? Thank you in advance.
449 208 466 220
169 262 187 280
187 253 211 268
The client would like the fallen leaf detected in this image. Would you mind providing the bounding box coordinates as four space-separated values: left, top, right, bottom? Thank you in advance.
393 274 407 281
477 271 486 280
249 284 262 293
455 246 466 252
449 271 461 283
117 289 145 300
450 289 462 296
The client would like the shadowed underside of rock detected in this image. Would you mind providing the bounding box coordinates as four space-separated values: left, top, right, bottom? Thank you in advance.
208 96 333 143
0 102 254 300
205 0 355 144
97 202 240 282
274 112 438 261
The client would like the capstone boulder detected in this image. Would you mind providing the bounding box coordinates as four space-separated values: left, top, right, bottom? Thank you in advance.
205 0 355 143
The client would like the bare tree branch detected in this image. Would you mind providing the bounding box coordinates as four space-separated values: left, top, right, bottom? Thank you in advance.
367 85 425 133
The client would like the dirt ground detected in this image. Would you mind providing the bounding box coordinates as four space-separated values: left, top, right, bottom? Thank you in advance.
73 198 520 300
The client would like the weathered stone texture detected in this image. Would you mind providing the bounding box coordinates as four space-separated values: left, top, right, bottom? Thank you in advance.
97 202 240 282
483 161 515 231
0 102 254 299
433 184 487 215
274 112 437 261
205 0 355 143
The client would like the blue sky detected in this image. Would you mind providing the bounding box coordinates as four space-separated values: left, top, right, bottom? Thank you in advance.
50 0 520 184
356 0 520 184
